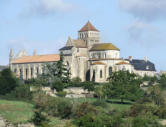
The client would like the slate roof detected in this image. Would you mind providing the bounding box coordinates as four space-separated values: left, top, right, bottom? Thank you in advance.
90 43 120 51
0 65 6 71
79 21 99 32
60 46 73 50
126 59 156 71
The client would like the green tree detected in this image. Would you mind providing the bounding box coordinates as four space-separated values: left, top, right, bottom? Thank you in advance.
94 85 104 100
0 68 20 95
106 71 144 103
83 82 95 94
158 74 166 89
148 85 164 106
41 52 70 88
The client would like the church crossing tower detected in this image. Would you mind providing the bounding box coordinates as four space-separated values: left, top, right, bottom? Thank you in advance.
78 21 100 49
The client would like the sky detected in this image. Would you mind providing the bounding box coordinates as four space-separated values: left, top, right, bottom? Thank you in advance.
0 0 166 72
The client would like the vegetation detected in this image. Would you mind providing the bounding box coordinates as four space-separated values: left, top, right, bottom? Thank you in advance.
1 64 166 127
0 68 20 95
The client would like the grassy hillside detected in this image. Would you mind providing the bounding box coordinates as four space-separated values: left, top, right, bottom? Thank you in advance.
0 100 34 124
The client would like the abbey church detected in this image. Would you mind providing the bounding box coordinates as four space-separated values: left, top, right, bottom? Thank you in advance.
9 21 156 82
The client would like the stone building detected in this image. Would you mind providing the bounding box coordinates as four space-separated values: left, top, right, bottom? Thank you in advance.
10 21 156 82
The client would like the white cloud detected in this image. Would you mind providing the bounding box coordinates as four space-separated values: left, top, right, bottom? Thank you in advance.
119 0 166 21
126 20 163 47
25 0 75 16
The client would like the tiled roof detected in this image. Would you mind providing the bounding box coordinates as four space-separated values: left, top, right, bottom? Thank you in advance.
116 61 130 65
90 43 120 51
91 61 105 65
79 21 99 32
12 54 60 64
126 59 156 71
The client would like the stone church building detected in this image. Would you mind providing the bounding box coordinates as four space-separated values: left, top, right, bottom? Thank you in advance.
9 21 156 82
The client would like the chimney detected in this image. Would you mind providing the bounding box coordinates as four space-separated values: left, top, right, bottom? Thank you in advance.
144 56 148 62
129 56 132 61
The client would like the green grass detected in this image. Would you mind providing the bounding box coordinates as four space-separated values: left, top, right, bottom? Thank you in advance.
0 98 131 126
0 99 34 124
70 98 131 112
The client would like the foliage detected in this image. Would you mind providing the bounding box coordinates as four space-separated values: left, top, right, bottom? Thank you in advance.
73 102 97 118
51 80 64 92
148 85 164 106
74 113 123 127
131 114 163 127
106 71 144 103
0 68 20 95
7 84 32 99
158 74 166 89
57 99 72 119
83 82 95 93
31 109 49 126
94 85 105 100
71 77 82 83
56 91 67 97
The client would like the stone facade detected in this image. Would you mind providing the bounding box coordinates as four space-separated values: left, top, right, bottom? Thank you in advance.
10 21 156 82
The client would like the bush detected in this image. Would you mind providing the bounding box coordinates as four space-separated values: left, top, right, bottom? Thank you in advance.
56 91 67 97
57 99 73 119
0 68 20 95
132 114 162 127
31 110 49 126
7 84 32 99
73 102 97 118
51 80 64 92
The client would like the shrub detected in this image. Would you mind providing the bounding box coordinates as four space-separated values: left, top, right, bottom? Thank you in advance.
51 80 64 92
31 110 49 126
132 114 162 127
57 99 73 119
73 102 97 118
0 68 20 95
56 91 67 97
7 84 32 99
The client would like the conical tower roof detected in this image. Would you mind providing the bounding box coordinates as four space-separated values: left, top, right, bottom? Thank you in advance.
79 21 99 32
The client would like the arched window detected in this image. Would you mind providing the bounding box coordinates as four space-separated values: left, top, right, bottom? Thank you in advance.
20 69 22 79
31 68 33 77
109 67 112 76
36 67 39 75
100 70 103 78
14 68 17 73
26 68 28 80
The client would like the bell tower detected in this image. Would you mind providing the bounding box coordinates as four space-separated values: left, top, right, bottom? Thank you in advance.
78 21 100 49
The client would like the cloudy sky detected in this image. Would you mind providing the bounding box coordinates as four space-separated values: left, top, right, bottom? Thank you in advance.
0 0 166 71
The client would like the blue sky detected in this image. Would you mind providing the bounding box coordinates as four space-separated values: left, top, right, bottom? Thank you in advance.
0 0 166 71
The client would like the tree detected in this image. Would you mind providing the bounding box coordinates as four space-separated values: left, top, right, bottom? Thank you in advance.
158 74 166 89
83 82 95 93
41 52 71 87
0 68 20 95
94 85 104 100
51 80 64 92
148 85 164 106
106 71 144 103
